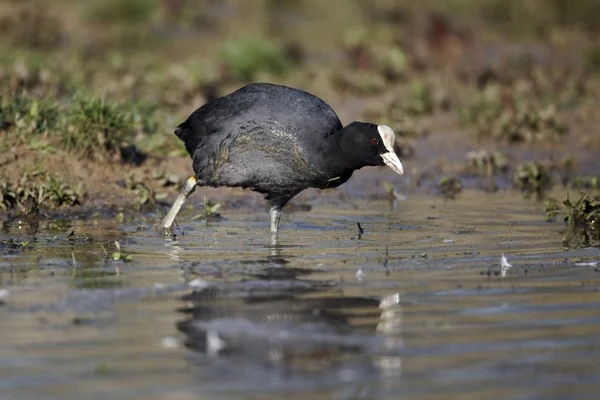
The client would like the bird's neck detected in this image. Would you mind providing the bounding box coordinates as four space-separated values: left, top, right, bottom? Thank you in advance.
333 127 371 171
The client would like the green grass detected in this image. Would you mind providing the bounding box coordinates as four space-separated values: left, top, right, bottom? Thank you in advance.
61 94 134 155
1 85 170 156
219 38 290 82
0 94 61 135
0 172 83 214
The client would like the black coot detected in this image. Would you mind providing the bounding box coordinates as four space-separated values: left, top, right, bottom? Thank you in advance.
160 83 404 240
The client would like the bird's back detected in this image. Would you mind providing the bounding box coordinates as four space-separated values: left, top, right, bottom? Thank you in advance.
175 83 344 195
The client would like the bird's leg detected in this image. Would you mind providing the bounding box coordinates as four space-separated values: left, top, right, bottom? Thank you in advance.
267 193 293 246
159 176 197 231
269 205 282 234
269 204 283 246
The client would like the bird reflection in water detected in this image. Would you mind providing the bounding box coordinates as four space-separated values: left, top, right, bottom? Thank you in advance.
175 248 404 389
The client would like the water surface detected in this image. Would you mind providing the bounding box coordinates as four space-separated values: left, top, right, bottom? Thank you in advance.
1 190 599 400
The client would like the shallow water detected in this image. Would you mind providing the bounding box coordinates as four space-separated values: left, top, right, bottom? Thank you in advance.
1 190 600 400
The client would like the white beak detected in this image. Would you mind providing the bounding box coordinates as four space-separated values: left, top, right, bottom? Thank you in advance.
377 125 404 175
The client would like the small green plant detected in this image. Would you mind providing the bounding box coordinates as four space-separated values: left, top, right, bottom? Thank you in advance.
219 38 289 81
0 173 83 214
44 175 82 207
0 181 17 211
151 170 181 187
457 85 567 143
466 149 509 176
125 173 153 208
513 161 552 197
545 200 561 219
403 81 434 116
570 176 599 190
378 47 409 81
341 28 408 80
110 240 134 262
203 196 221 217
457 86 503 125
15 98 61 135
438 176 462 199
1 93 30 131
62 94 134 155
191 196 222 221
382 182 405 200
547 192 600 248
332 44 410 95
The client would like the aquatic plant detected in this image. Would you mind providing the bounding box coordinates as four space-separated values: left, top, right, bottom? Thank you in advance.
570 176 599 190
190 197 222 222
111 240 134 262
547 192 600 248
513 161 552 197
438 176 462 199
466 149 509 176
458 86 568 143
203 196 221 218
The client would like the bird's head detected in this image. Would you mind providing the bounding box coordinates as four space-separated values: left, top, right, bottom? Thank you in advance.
339 122 404 175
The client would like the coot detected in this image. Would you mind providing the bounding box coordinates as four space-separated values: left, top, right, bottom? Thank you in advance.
160 83 404 239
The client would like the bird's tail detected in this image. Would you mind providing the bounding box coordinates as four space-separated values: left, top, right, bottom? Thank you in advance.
174 122 201 157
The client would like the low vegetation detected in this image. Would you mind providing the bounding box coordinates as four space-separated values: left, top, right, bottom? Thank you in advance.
457 85 568 143
124 173 154 209
0 172 82 214
1 82 162 158
547 192 600 248
512 161 552 198
0 0 599 212
219 38 292 82
438 176 463 199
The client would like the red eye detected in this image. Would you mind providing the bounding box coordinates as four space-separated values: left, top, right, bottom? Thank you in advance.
372 137 379 145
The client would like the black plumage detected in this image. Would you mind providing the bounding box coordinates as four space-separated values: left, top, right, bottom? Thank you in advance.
160 83 404 241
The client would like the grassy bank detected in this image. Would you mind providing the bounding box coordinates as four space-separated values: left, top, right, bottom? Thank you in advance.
0 0 598 228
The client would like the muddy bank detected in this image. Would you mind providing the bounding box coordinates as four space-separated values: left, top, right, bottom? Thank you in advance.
1 0 599 219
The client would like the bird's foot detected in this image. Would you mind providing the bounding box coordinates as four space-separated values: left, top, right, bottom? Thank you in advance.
159 226 176 240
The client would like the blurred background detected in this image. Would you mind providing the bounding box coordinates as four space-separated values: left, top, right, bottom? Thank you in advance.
1 0 599 208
